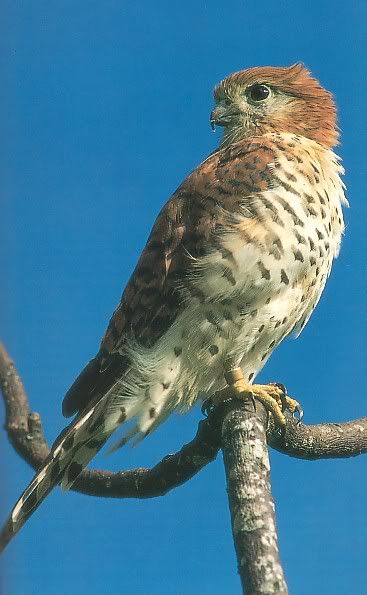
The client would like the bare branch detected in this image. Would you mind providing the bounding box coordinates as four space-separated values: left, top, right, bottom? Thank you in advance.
0 343 221 499
269 415 367 459
2 342 367 504
2 341 367 589
221 400 288 594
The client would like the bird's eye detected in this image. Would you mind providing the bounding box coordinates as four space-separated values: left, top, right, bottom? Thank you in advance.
247 84 271 103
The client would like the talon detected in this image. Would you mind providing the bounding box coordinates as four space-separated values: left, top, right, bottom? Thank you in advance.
207 369 303 432
253 385 286 429
268 383 304 423
283 395 304 421
269 382 287 396
201 397 216 417
292 404 304 425
201 398 213 417
268 382 287 412
228 370 287 429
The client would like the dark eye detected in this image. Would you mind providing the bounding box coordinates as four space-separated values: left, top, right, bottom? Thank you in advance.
247 84 271 102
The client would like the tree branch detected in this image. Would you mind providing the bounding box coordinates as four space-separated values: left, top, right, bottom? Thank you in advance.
2 342 367 593
0 343 221 498
221 400 288 594
269 415 367 460
2 342 367 502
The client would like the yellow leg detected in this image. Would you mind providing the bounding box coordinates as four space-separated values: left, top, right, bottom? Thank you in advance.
208 368 303 429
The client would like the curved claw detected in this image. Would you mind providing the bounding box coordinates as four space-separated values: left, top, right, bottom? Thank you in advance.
292 404 304 425
271 382 287 397
268 382 288 412
201 399 212 417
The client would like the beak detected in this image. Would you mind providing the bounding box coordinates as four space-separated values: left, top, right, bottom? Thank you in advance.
210 107 223 131
210 105 241 131
210 112 217 131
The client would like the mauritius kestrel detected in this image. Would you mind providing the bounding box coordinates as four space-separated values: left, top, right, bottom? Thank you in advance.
0 63 347 551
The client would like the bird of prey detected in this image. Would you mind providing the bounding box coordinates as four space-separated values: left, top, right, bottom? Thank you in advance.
0 64 347 551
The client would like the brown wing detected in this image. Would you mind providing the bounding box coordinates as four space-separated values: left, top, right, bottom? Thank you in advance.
62 139 275 416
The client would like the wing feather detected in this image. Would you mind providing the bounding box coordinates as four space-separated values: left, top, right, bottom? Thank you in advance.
62 139 275 416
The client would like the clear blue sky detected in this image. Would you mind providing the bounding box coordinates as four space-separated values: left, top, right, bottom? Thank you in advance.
1 1 366 594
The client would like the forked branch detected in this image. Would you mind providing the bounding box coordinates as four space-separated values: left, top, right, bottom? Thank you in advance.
1 342 367 593
1 342 366 498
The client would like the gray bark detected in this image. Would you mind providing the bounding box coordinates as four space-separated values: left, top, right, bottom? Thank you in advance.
221 401 288 595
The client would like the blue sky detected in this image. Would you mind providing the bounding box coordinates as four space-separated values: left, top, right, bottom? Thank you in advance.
1 1 367 593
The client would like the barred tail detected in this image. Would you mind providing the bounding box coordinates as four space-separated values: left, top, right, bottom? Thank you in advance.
0 361 180 553
0 394 132 553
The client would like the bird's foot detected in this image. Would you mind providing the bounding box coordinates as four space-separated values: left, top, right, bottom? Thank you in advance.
203 369 303 430
267 382 304 424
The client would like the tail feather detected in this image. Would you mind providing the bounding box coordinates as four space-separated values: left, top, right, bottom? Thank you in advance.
0 395 126 552
0 372 178 553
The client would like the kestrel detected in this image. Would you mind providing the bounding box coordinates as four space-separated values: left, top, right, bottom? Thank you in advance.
1 64 347 550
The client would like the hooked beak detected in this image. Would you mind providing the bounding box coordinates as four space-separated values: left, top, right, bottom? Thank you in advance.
210 105 241 131
210 113 216 131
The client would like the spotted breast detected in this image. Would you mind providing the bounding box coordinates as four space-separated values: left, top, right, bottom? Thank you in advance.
115 133 346 428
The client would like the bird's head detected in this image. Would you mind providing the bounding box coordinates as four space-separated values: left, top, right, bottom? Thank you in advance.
211 64 338 148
